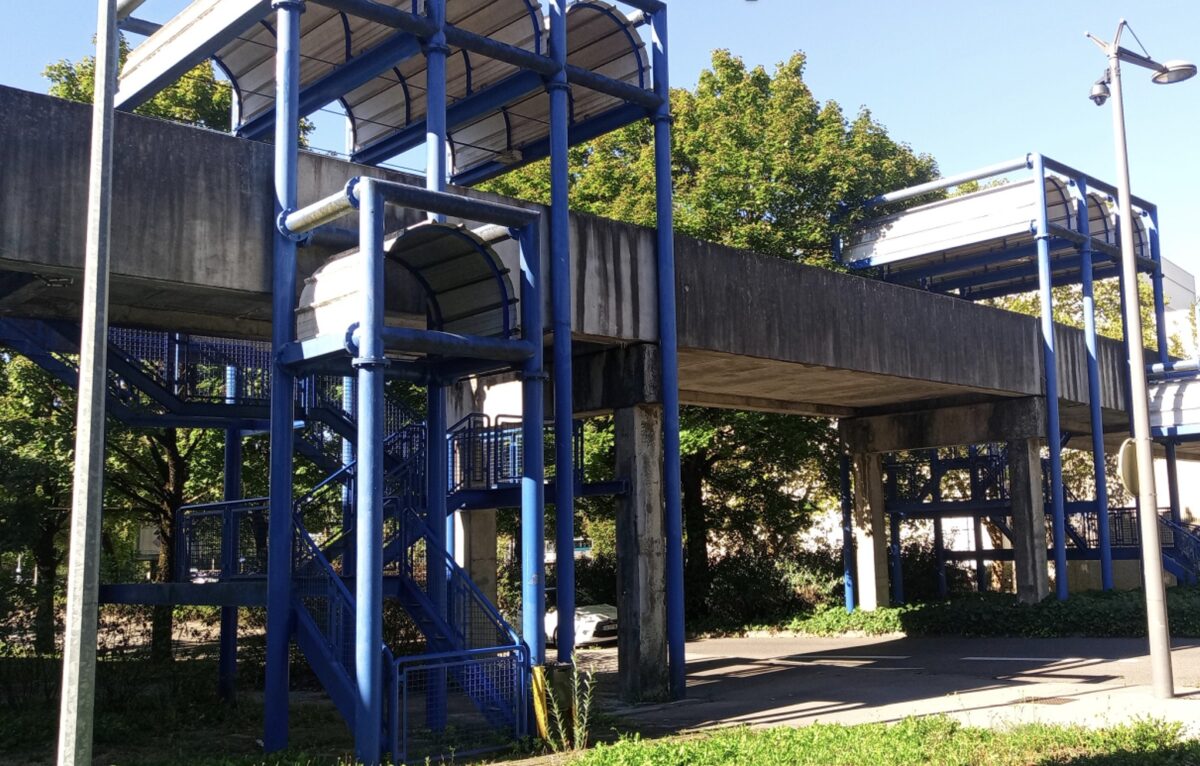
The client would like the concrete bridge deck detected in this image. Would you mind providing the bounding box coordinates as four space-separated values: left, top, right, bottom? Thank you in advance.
0 86 1147 450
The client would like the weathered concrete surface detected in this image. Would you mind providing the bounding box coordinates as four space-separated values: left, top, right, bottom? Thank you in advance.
851 453 889 611
0 85 1141 436
614 404 669 702
840 398 1047 454
1008 438 1050 603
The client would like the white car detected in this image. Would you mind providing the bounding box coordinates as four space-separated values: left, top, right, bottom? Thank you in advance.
545 603 618 646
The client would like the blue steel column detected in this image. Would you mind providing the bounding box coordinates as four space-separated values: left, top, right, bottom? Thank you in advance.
548 0 576 662
354 178 387 764
1032 154 1069 600
651 6 685 699
219 366 242 701
264 0 303 750
518 224 546 666
1148 211 1181 525
839 454 855 613
342 376 356 572
426 0 448 223
1077 181 1113 590
889 513 903 605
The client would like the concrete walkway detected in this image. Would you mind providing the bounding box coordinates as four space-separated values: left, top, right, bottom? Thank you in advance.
580 635 1200 736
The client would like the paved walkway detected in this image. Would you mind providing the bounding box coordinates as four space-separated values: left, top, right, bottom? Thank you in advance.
580 635 1200 736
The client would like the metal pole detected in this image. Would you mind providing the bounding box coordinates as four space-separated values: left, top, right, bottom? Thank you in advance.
518 223 546 665
57 1 118 761
426 0 447 224
219 366 242 701
1032 153 1069 600
354 178 386 764
342 376 356 573
1078 181 1114 590
840 454 855 613
933 518 947 598
263 0 304 751
650 6 686 701
1106 45 1174 698
889 513 903 605
548 0 576 663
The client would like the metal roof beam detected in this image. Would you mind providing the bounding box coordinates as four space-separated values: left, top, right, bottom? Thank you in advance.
116 0 270 112
453 101 646 185
238 30 423 140
352 69 544 165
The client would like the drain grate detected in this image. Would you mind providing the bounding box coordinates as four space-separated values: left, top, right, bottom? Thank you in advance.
1023 696 1075 705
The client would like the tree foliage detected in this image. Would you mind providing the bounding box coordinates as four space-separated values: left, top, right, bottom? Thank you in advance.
488 51 938 615
44 38 234 132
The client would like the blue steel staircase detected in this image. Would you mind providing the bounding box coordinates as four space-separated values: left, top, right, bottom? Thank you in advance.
0 318 532 760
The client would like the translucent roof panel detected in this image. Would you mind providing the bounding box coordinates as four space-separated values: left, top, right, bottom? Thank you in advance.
844 176 1152 299
120 0 650 177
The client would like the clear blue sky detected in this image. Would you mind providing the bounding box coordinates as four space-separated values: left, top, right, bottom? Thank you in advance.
5 1 1199 271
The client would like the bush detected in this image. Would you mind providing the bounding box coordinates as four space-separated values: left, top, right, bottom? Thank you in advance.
783 586 1200 639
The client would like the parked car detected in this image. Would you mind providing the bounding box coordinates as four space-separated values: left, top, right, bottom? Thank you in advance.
545 603 618 646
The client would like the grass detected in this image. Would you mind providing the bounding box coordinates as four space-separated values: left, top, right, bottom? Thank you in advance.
692 586 1200 639
571 717 1200 766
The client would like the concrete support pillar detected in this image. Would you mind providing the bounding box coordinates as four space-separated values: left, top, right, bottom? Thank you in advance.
614 404 668 702
1008 438 1050 603
851 453 888 611
454 510 498 605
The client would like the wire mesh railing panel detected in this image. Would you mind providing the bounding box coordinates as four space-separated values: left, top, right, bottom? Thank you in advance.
391 647 527 765
293 515 358 680
178 511 223 581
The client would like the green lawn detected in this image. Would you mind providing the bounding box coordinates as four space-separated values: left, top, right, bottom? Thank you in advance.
571 717 1200 766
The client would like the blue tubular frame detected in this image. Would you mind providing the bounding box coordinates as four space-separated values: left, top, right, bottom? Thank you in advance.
1032 154 1069 601
219 366 242 701
518 223 546 665
354 177 387 764
264 0 303 751
342 376 356 574
1076 180 1114 590
548 0 576 663
1147 210 1182 525
839 454 855 613
650 5 685 700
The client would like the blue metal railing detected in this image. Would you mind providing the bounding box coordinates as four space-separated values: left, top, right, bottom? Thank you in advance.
448 413 583 494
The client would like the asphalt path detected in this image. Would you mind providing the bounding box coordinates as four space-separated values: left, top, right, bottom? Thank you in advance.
585 635 1200 734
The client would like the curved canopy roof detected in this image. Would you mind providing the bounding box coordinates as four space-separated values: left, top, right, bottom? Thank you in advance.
120 0 648 180
843 175 1154 299
385 220 516 339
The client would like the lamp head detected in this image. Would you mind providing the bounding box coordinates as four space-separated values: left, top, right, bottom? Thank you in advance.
1152 59 1197 84
1090 77 1111 106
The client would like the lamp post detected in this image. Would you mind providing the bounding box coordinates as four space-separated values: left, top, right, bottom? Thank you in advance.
1086 19 1195 700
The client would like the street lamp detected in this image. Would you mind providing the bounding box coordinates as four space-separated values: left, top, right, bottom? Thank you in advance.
1086 19 1195 700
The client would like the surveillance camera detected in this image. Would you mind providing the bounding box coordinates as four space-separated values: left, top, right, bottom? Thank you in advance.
1090 78 1110 106
1091 92 1108 106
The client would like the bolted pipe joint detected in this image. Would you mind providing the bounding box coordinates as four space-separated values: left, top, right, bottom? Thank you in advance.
271 0 305 10
281 177 361 238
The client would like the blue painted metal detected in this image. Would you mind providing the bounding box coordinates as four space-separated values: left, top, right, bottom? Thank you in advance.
219 366 242 701
1076 181 1114 590
263 0 303 751
238 31 422 140
353 177 387 764
933 517 947 598
548 0 575 664
518 223 546 665
839 454 855 613
889 512 904 604
352 70 544 167
426 0 448 226
1148 210 1169 365
453 103 647 186
651 5 685 701
341 376 356 574
1032 154 1069 601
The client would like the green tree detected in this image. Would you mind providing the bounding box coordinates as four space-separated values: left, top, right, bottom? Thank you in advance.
45 38 234 131
0 357 76 653
486 50 938 615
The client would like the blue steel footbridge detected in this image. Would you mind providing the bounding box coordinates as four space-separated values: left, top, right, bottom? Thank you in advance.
3 0 1200 758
